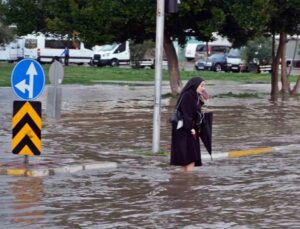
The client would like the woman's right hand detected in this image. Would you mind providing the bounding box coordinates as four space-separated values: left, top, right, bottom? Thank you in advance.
191 129 197 140
191 129 196 135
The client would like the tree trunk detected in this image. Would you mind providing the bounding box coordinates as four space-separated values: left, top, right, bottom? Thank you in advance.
271 33 283 99
164 35 182 95
291 76 300 94
280 33 290 94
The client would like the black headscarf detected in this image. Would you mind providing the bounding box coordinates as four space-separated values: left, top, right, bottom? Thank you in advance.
177 77 204 104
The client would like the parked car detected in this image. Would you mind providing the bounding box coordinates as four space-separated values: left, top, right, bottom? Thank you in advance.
195 53 228 72
226 48 248 72
195 44 231 60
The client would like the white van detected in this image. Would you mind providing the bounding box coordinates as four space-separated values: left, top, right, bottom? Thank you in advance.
91 41 130 66
23 33 93 64
226 48 248 72
185 43 201 61
0 38 24 62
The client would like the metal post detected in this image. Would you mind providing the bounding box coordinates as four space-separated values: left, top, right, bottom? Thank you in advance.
24 155 29 165
46 60 64 119
152 0 165 153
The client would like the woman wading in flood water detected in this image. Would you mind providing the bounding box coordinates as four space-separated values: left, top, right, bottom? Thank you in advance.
170 77 208 172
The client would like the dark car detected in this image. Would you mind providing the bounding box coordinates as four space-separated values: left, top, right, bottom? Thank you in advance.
195 53 227 72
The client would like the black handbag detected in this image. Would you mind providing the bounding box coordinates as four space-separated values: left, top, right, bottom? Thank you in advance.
170 96 183 123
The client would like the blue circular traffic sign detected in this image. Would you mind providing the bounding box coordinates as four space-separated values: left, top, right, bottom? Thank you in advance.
11 59 45 100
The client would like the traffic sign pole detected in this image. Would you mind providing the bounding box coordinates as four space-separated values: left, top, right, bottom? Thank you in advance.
11 59 45 163
46 60 64 119
152 0 165 153
24 155 29 164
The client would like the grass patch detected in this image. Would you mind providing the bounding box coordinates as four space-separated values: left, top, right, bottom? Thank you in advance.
214 92 263 98
0 62 298 87
140 151 170 157
162 93 175 98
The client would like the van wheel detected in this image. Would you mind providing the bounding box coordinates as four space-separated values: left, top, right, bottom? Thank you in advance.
215 64 222 72
111 59 119 67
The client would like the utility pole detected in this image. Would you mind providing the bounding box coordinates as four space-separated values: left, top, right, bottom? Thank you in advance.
152 0 165 153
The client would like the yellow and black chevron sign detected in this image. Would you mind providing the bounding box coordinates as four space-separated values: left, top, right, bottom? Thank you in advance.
12 101 42 156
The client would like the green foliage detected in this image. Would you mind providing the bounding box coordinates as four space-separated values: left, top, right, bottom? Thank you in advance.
214 92 262 98
130 40 155 68
139 151 169 157
0 22 14 44
174 0 226 45
0 3 14 44
242 36 273 65
267 0 300 35
2 0 229 47
2 0 299 48
219 0 271 47
2 0 47 35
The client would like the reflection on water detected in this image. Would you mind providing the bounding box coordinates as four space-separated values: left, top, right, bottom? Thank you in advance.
0 82 299 228
10 177 44 225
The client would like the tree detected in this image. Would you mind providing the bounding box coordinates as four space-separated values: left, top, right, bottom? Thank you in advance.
0 22 14 44
11 0 227 95
1 0 47 35
130 40 155 69
266 0 300 97
3 0 298 97
0 4 14 44
3 0 260 95
218 0 271 48
242 36 273 71
218 0 300 97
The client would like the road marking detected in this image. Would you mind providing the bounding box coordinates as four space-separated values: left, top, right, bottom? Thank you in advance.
228 147 274 158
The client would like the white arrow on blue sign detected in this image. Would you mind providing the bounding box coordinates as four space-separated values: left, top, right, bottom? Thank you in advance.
11 59 45 100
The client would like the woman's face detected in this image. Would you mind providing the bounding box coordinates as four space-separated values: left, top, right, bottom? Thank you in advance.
196 81 206 94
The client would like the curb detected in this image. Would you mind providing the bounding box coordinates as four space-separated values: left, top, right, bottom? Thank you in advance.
202 147 275 160
91 80 170 86
0 161 117 177
1 144 298 176
202 144 300 160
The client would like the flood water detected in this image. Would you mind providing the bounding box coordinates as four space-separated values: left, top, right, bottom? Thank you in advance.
0 81 299 228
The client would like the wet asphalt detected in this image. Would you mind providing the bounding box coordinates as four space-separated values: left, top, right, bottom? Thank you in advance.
0 80 299 228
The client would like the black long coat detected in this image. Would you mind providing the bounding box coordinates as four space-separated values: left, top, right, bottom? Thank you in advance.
170 90 202 166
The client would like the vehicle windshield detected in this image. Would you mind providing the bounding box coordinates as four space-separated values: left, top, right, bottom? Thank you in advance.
208 53 224 60
25 39 37 49
228 48 241 58
196 44 206 52
100 43 118 51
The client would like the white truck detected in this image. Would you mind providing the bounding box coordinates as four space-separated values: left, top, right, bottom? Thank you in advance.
91 41 167 68
0 38 24 62
91 41 130 67
23 33 93 64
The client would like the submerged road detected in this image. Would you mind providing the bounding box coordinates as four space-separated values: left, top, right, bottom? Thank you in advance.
0 81 299 228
